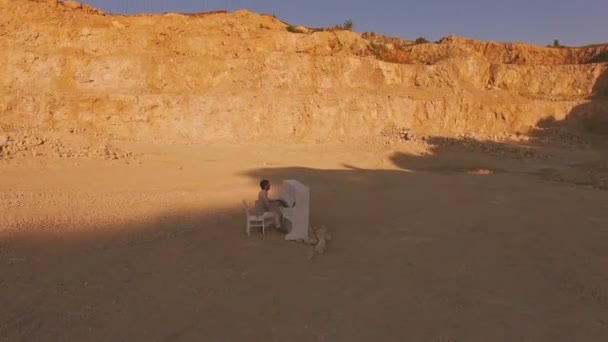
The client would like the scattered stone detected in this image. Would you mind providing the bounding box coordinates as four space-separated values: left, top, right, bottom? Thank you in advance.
307 224 332 259
430 136 553 160
379 125 417 144
467 169 494 175
304 237 318 245
314 239 327 254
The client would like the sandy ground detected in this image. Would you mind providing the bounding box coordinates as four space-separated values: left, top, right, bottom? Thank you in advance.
1 141 608 341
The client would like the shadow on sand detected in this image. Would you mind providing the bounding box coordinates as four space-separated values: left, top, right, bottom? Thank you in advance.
3 160 608 341
386 66 608 187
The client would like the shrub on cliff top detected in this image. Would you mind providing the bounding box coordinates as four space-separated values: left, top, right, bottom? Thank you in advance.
287 20 354 33
415 37 430 44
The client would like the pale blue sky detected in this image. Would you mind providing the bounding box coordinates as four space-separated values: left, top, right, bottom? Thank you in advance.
80 0 607 46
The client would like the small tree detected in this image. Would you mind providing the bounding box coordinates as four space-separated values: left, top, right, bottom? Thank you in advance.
342 19 354 31
415 37 430 44
553 39 561 48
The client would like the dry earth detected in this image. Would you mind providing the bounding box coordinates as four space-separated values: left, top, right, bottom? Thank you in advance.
2 138 608 341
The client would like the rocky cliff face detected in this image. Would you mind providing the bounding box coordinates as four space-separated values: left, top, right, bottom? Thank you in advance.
1 0 607 143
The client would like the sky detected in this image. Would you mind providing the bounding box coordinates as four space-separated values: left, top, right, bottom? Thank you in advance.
79 0 607 47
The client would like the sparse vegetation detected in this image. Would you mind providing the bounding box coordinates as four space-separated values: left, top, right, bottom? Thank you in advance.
415 37 430 44
587 50 608 63
548 39 566 48
286 20 354 34
311 20 355 32
341 19 354 31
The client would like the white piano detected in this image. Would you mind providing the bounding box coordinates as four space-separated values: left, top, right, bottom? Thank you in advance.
278 180 310 241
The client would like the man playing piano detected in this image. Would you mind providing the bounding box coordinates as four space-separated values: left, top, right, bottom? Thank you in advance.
254 179 285 228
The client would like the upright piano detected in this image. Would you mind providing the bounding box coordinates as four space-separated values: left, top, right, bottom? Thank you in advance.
278 180 310 241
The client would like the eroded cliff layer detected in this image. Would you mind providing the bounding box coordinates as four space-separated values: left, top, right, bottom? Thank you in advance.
1 0 607 143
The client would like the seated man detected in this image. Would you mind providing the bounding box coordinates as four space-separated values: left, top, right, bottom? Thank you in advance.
254 179 282 228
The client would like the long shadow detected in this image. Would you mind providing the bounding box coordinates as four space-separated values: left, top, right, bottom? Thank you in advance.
529 66 608 184
540 66 608 135
1 205 355 341
239 160 608 341
384 67 608 189
3 159 608 341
